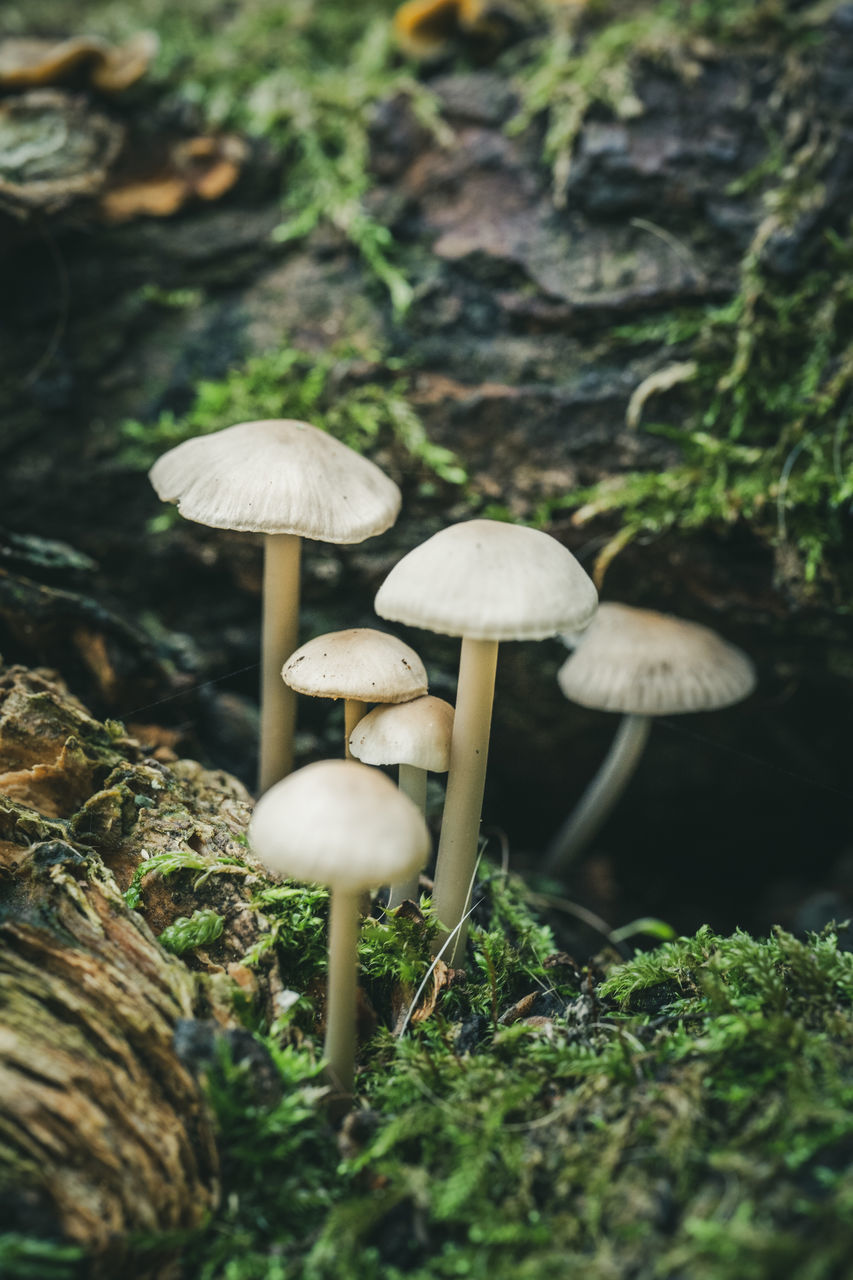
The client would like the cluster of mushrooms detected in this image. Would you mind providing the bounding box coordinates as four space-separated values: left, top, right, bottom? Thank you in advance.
150 418 755 1099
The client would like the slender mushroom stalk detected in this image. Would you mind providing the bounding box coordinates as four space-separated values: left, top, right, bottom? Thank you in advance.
148 418 401 796
249 759 429 1105
324 887 360 1094
375 519 598 965
545 713 651 874
343 699 368 759
349 694 454 909
390 765 428 906
259 532 302 792
430 637 497 961
545 603 757 880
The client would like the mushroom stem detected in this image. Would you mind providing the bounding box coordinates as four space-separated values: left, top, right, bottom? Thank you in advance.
258 533 302 794
324 886 360 1098
545 713 652 876
431 636 498 965
387 764 427 908
344 699 368 758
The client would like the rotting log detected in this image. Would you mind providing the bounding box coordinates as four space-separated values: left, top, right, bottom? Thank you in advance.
0 663 283 1272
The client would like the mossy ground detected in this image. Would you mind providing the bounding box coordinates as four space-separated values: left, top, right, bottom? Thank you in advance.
5 867 853 1279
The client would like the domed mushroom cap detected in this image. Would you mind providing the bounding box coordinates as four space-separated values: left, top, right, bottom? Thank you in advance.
248 759 430 893
558 602 756 716
349 695 454 771
375 519 598 641
149 419 401 542
282 628 428 703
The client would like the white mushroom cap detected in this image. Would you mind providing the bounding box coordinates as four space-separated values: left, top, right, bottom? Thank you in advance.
374 519 598 641
282 628 428 703
557 602 756 716
349 695 454 771
248 758 430 892
149 418 401 542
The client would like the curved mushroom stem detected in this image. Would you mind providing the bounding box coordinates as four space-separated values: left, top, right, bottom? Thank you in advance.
545 713 652 876
387 764 427 909
259 533 302 794
324 886 360 1099
431 636 498 966
344 699 368 759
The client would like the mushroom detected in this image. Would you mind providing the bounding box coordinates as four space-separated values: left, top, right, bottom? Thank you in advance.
349 694 455 907
148 419 401 792
375 519 597 963
282 627 428 756
248 759 430 1097
545 603 757 875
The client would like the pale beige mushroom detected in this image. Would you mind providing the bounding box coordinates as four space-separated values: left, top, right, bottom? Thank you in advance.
282 628 428 757
545 603 756 875
149 420 401 792
248 759 430 1098
375 518 597 963
349 694 454 907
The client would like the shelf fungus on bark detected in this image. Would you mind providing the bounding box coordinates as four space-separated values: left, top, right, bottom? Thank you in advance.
0 32 158 93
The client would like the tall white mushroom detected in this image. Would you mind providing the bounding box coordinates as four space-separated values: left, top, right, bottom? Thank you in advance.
545 602 756 875
375 519 598 964
148 419 401 793
349 694 454 907
248 759 429 1098
282 628 428 757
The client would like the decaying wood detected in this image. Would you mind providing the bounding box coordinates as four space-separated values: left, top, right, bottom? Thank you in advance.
0 664 281 1269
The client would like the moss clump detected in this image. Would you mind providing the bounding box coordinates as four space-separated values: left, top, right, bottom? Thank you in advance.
538 220 853 597
153 913 853 1278
510 0 834 203
157 906 225 955
119 342 468 513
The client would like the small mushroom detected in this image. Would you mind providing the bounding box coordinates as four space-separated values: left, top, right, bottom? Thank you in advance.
282 627 428 756
545 603 757 875
149 420 401 793
349 694 455 907
248 759 430 1098
376 519 597 963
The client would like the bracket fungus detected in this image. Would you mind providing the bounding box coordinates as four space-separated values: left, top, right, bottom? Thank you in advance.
149 419 401 793
392 0 518 60
0 32 158 93
376 518 597 963
248 759 430 1098
545 602 757 875
282 627 428 758
349 693 454 907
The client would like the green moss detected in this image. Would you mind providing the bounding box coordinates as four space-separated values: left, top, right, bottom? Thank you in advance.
119 342 467 503
533 217 853 595
158 907 225 955
170 919 853 1279
0 1236 83 1280
503 3 853 597
509 0 831 203
124 848 248 909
